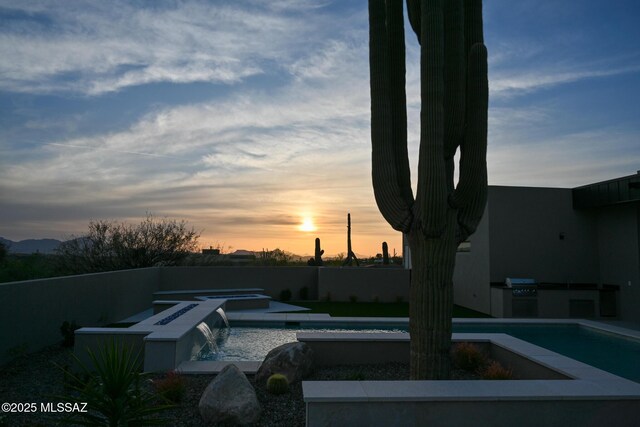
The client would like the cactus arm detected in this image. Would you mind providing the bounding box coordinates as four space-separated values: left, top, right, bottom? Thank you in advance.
443 0 466 165
452 42 488 243
406 0 421 43
464 0 484 52
369 0 414 233
450 0 488 242
414 0 449 238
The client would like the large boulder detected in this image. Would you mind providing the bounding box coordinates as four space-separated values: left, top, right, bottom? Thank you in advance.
256 342 314 385
199 364 261 425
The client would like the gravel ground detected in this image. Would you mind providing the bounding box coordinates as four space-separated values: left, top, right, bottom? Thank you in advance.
0 344 477 427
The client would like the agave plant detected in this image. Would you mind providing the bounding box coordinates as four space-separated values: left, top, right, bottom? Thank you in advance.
55 341 172 426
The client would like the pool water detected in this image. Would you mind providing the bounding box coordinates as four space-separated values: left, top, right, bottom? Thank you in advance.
453 323 640 383
198 323 640 383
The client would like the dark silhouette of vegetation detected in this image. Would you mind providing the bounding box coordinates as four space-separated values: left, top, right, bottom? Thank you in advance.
279 288 292 301
369 0 488 379
0 253 60 283
342 213 359 266
56 214 200 274
55 341 172 426
307 238 324 266
255 248 295 266
382 241 389 265
0 241 6 264
60 320 81 348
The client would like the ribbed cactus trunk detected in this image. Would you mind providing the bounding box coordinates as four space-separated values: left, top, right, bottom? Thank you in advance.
369 0 488 379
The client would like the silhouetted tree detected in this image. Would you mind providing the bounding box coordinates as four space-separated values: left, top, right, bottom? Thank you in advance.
56 214 200 274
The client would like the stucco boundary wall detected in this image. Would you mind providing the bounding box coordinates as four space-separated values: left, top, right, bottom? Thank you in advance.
317 267 410 303
158 267 411 303
1 266 411 365
0 268 159 366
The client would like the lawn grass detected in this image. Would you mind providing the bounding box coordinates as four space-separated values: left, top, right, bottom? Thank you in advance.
287 301 491 318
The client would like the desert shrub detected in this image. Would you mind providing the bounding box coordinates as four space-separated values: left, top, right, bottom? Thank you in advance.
60 321 80 347
348 295 358 303
56 214 200 274
299 286 309 300
481 361 513 380
451 342 486 372
371 295 380 303
279 289 292 301
266 374 289 395
153 370 187 403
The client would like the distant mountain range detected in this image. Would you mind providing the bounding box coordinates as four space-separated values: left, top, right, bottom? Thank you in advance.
0 237 63 254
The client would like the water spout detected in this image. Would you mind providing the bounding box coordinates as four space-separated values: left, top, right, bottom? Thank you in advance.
196 322 218 356
216 307 230 328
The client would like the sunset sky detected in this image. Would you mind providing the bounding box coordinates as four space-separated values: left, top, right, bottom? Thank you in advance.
1 0 639 256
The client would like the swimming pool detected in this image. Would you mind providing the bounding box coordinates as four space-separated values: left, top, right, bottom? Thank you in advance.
199 322 640 383
453 323 640 383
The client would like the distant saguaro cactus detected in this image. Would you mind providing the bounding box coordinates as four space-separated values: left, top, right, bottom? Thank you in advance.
314 238 324 266
342 213 359 267
369 0 488 379
382 242 389 265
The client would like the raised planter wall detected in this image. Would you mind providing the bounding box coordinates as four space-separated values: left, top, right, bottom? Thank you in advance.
302 333 640 427
297 333 568 380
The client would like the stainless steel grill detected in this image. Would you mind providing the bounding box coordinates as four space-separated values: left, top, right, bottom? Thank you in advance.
506 278 537 297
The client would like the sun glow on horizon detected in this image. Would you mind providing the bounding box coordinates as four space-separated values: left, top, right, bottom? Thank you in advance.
299 217 317 232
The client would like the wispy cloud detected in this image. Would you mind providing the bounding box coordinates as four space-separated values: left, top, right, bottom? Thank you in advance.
0 0 332 95
0 14 393 254
491 64 640 99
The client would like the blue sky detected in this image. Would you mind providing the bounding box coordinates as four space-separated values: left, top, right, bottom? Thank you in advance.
1 0 639 256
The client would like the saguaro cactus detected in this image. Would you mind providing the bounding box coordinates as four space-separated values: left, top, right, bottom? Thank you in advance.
314 237 324 266
369 0 488 379
382 242 389 265
342 213 359 267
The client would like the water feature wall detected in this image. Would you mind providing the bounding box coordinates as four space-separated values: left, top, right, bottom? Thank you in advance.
74 298 229 372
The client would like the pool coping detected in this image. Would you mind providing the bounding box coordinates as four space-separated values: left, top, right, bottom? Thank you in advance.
226 313 640 340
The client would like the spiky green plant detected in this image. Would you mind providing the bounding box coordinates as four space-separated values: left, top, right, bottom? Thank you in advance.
54 341 171 426
369 0 488 379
